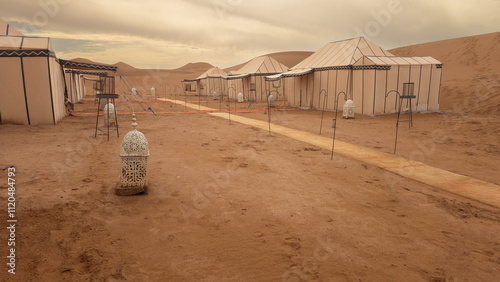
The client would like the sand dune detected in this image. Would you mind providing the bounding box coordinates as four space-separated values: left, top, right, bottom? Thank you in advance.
174 62 214 72
390 32 500 116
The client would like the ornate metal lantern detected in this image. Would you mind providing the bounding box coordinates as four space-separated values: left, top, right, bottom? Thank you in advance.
117 114 149 195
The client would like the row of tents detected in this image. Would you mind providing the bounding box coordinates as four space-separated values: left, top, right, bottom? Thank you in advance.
0 19 117 125
1 17 442 124
183 37 442 116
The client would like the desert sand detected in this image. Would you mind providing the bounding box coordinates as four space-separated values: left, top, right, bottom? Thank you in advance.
0 33 499 281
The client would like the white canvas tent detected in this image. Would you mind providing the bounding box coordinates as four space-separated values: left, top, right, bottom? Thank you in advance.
225 55 288 101
60 60 117 103
0 19 67 125
267 37 442 115
183 67 227 97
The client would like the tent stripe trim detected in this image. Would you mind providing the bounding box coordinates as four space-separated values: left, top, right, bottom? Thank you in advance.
0 49 56 58
437 66 443 104
47 56 56 124
60 63 69 100
415 61 423 111
64 69 108 76
20 57 30 125
351 65 391 70
427 65 434 111
59 59 118 71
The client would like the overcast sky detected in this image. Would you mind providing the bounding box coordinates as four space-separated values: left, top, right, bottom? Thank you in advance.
1 0 499 69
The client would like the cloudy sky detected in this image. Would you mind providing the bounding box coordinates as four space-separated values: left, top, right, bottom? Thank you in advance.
1 0 499 69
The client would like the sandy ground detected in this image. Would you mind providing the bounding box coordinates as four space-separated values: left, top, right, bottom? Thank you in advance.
1 93 500 281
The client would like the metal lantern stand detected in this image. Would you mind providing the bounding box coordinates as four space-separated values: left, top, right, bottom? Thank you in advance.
94 76 119 140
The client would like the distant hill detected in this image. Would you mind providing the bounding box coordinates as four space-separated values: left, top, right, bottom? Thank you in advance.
390 31 500 115
113 62 138 72
174 62 214 72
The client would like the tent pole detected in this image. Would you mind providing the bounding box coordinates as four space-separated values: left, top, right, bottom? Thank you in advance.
350 68 354 100
331 91 347 159
394 96 404 154
227 86 231 124
319 89 327 135
283 78 286 110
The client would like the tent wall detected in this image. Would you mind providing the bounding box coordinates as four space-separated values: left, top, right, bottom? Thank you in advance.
246 76 263 101
65 72 74 103
301 74 314 108
23 57 55 125
0 57 28 124
243 77 252 100
373 69 388 115
182 81 197 95
49 57 67 122
266 78 285 102
285 63 441 115
227 79 243 99
427 65 441 112
312 71 328 109
198 77 225 96
350 63 441 115
80 74 85 101
288 69 350 110
285 74 314 108
256 75 267 101
75 74 81 101
0 55 67 125
195 81 203 96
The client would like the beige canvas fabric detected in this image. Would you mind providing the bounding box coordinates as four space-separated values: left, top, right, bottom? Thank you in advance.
191 67 227 96
269 37 442 115
0 19 68 125
226 55 289 101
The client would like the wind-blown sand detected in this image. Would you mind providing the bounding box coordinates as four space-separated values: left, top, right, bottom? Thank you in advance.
0 33 499 281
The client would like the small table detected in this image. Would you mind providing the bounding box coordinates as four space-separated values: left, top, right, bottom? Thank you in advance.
95 94 119 140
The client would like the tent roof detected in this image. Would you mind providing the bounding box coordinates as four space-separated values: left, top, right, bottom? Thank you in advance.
0 35 54 51
355 56 442 66
223 73 251 80
0 19 23 36
293 37 393 69
196 67 227 80
65 69 109 76
265 68 313 81
234 55 289 75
